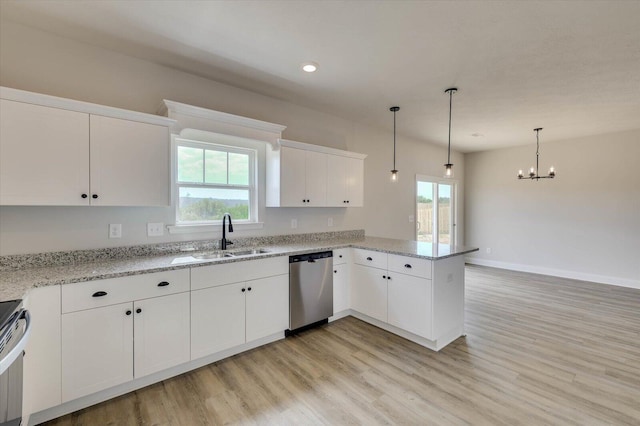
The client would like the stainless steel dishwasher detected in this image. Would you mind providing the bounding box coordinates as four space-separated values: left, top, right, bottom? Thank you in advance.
288 251 333 334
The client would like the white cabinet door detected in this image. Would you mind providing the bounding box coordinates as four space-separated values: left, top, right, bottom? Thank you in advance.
345 156 364 207
246 274 289 342
61 302 133 402
304 150 327 206
351 264 388 322
326 154 348 207
90 115 169 206
387 273 432 339
0 99 90 206
134 292 190 378
333 263 350 314
23 286 62 415
191 282 246 359
279 146 307 206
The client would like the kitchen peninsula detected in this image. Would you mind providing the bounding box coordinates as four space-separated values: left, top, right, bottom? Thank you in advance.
0 231 477 424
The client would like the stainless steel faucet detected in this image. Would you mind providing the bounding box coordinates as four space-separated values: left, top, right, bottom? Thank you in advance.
221 213 233 250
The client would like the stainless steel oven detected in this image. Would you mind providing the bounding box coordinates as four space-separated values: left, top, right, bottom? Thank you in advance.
0 300 31 426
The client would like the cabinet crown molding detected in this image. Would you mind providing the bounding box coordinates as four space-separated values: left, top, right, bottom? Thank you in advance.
0 86 175 127
278 139 367 160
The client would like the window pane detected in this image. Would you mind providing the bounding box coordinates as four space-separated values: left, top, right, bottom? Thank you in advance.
228 152 249 185
438 184 452 244
177 147 203 183
416 182 434 243
204 150 227 184
178 187 249 222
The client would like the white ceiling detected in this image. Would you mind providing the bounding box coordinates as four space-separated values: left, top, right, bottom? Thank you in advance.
2 1 639 152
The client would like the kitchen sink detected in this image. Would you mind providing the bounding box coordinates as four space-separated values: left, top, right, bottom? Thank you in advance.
229 248 270 256
191 251 234 260
191 248 269 260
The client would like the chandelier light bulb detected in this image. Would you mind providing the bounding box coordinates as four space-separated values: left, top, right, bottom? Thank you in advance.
518 169 524 179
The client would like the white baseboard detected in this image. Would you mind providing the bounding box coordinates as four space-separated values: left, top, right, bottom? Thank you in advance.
465 257 640 290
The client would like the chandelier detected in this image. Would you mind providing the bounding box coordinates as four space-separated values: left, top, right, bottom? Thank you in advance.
518 128 555 180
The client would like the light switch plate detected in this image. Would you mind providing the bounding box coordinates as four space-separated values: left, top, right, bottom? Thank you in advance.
147 222 164 237
109 224 122 239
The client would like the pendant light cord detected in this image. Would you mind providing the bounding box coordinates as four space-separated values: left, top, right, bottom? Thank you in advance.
393 109 397 170
447 89 453 164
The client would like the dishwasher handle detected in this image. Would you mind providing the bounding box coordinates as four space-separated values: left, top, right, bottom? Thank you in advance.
0 309 31 375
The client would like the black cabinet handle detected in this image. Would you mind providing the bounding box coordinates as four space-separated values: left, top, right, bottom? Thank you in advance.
92 291 107 297
366 257 373 261
81 193 88 199
126 310 132 316
242 288 246 292
157 281 170 287
248 287 252 291
383 275 387 279
136 308 142 314
92 194 98 199
404 264 412 269
347 200 350 203
387 276 391 280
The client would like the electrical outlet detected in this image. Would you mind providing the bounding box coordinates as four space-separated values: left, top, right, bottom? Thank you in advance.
486 247 492 254
109 224 122 239
328 217 334 227
147 222 164 237
291 219 297 229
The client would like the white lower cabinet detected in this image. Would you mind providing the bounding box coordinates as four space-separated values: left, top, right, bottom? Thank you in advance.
61 292 190 402
191 273 288 360
387 273 432 339
351 264 388 322
333 264 350 314
62 302 134 402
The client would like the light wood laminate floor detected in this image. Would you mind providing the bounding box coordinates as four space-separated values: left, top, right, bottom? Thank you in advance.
43 265 640 425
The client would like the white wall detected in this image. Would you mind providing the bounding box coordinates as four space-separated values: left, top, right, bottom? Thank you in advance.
0 21 462 255
464 129 640 289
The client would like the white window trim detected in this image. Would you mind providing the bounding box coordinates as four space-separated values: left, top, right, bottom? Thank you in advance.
168 136 263 234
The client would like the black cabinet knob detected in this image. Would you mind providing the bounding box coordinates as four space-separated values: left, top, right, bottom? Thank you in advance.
81 193 88 199
92 194 98 199
126 310 132 316
92 291 107 297
404 264 412 269
242 288 246 292
347 200 350 203
383 275 386 279
334 270 337 273
339 255 343 258
366 257 373 261
387 276 391 280
157 281 170 287
248 287 252 291
136 308 142 314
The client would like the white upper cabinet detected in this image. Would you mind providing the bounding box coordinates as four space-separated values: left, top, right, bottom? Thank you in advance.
0 86 174 206
327 155 364 207
0 99 90 205
267 138 366 208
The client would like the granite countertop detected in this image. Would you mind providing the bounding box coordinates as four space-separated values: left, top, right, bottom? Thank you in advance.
0 235 477 301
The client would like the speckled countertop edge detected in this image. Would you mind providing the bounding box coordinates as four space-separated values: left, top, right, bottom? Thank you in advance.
1 235 477 301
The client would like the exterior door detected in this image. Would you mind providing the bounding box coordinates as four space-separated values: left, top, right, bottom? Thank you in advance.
416 175 457 245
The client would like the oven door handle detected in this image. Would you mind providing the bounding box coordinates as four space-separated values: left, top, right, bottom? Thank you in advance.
0 309 31 375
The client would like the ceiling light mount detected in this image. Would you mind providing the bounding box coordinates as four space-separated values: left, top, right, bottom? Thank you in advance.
390 106 400 183
517 128 556 180
444 88 457 178
301 61 318 73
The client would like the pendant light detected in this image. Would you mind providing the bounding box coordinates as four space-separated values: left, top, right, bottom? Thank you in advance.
390 106 400 183
444 88 457 178
517 128 556 180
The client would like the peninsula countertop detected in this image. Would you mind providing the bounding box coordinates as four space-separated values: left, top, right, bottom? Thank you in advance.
0 236 478 301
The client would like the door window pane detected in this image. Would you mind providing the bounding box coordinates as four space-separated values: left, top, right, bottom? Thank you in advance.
438 184 452 244
417 182 434 243
178 187 249 222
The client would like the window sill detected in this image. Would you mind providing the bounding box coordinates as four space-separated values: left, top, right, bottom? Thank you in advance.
167 222 264 235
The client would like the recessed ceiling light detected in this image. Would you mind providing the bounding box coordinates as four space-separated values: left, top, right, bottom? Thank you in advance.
301 62 319 73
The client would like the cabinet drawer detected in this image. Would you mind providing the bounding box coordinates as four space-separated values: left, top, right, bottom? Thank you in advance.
387 254 432 278
191 256 289 291
62 269 190 313
352 249 387 270
333 248 350 265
